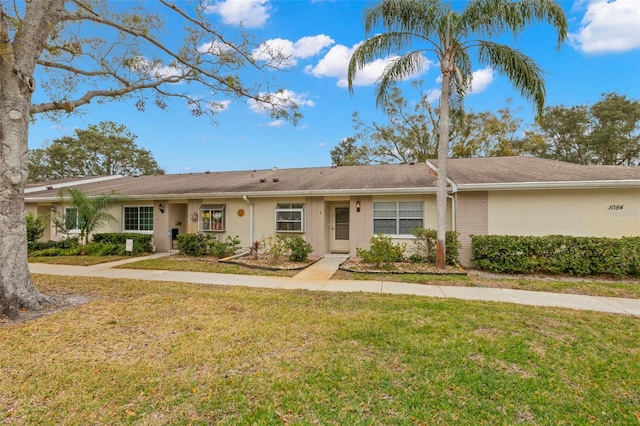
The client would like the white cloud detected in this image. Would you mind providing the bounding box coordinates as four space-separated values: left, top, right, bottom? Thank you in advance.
569 0 640 54
305 42 431 88
469 67 494 94
267 120 285 127
197 40 231 55
205 0 270 28
252 35 334 67
130 56 184 80
248 89 315 114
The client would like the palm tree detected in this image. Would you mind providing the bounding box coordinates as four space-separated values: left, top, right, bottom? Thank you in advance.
348 0 567 268
54 188 120 246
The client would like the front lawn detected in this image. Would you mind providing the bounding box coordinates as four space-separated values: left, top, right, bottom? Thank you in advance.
334 269 640 299
117 256 300 277
1 275 638 424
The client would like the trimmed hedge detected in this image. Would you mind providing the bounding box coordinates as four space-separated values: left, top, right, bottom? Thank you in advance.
177 233 241 258
93 233 153 254
471 235 640 277
28 237 79 252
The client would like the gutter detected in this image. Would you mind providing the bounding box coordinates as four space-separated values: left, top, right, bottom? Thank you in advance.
24 175 124 194
456 180 640 191
425 160 458 231
243 195 254 245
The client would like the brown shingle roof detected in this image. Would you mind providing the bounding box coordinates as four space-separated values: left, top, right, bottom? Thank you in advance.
25 163 437 200
24 157 639 201
442 157 640 185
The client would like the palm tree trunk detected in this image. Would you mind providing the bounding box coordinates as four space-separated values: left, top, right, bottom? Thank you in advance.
435 68 452 269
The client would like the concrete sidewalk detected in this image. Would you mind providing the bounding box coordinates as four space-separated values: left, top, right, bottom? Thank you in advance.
29 254 640 317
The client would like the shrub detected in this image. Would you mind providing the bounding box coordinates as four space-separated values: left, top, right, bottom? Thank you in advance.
26 213 45 243
93 233 153 254
177 233 211 257
83 242 124 256
471 235 640 277
356 234 405 267
410 228 460 266
211 235 241 259
260 235 289 262
177 234 241 258
283 235 313 262
28 237 79 252
30 247 82 257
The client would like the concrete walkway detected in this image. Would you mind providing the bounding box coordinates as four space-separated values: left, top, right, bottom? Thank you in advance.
28 253 640 317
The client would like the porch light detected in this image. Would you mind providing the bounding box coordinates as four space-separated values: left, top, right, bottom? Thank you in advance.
158 203 165 213
356 200 361 212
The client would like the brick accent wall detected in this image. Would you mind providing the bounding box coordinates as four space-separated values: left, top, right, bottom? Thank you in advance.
455 192 488 267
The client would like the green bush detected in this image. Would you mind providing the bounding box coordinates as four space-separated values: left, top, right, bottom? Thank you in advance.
30 247 82 257
410 228 460 266
28 237 79 252
259 235 314 263
178 233 241 258
356 234 406 267
283 235 313 262
211 236 241 259
93 233 153 254
26 213 45 243
83 242 124 256
471 235 640 277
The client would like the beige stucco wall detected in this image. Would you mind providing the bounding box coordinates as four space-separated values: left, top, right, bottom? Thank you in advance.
488 188 640 237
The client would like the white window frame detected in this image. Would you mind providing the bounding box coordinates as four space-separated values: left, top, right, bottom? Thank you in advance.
123 206 154 233
64 207 83 233
373 201 424 236
200 204 226 232
275 203 304 233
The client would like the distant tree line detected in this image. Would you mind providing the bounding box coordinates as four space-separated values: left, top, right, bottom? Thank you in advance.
331 89 640 167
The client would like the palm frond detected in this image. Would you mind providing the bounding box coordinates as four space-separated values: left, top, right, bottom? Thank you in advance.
477 41 545 114
462 0 567 48
374 51 429 107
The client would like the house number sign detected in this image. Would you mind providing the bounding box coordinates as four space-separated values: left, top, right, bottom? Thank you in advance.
608 205 624 210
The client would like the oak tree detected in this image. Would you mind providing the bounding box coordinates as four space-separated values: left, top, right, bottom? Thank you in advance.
29 121 165 181
1 0 298 319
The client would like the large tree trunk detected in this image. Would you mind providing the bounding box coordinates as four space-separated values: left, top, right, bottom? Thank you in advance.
0 1 62 319
0 99 48 319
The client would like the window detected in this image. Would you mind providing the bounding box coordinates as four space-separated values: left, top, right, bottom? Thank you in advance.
373 201 423 235
124 206 154 232
200 205 225 231
275 203 304 232
64 207 85 232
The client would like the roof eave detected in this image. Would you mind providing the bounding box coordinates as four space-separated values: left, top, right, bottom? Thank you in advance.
456 180 640 191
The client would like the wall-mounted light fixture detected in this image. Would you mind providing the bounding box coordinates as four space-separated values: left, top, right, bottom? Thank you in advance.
50 205 56 213
356 200 361 213
158 203 165 213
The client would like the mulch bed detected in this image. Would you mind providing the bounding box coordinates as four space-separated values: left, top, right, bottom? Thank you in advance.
221 254 320 271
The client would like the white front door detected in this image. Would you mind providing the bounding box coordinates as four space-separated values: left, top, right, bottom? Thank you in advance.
330 205 350 253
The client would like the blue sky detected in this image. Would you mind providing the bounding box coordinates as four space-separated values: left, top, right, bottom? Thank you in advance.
28 0 640 174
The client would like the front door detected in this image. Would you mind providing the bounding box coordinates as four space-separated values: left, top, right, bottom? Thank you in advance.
330 205 350 253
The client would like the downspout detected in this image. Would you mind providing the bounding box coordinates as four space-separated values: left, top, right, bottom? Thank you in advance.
243 195 254 245
426 160 457 231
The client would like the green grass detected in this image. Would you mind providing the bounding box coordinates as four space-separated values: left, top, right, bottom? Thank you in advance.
117 257 298 277
1 275 639 424
337 270 640 298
